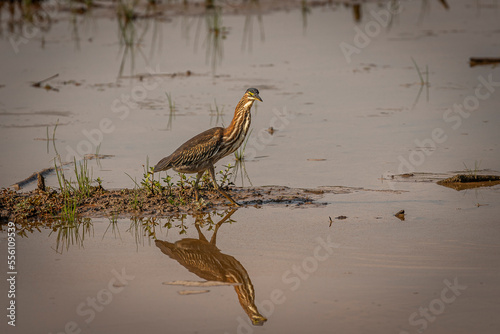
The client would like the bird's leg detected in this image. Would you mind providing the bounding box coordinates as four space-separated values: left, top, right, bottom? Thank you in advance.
208 165 240 206
210 209 238 244
194 216 208 242
193 171 204 202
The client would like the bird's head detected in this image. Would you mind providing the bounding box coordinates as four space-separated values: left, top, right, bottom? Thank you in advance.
245 88 263 102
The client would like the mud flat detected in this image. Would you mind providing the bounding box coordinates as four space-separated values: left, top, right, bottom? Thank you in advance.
4 170 500 223
1 185 400 222
436 174 500 191
388 171 500 189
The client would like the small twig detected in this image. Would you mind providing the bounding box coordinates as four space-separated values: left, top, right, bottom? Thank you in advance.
469 57 500 67
32 73 59 87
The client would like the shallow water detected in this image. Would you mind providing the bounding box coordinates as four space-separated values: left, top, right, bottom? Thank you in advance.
1 0 500 333
0 0 499 190
2 183 500 333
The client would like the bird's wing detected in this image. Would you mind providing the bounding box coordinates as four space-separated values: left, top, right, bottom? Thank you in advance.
155 128 223 172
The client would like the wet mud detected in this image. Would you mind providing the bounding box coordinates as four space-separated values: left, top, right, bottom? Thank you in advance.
388 171 500 190
436 174 500 191
0 183 407 223
5 169 500 223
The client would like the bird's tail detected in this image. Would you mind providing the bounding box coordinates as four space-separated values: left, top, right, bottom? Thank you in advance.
153 155 173 173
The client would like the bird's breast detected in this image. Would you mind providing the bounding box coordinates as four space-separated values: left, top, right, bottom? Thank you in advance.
218 112 251 158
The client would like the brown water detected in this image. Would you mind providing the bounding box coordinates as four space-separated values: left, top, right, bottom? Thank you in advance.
1 0 500 333
2 186 500 334
1 0 499 190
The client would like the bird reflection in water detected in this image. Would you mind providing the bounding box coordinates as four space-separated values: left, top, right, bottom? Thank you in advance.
155 209 267 326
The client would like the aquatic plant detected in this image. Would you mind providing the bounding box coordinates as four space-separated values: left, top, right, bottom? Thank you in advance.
103 213 121 240
234 129 252 162
411 57 429 87
410 57 430 108
463 161 481 178
204 5 227 75
74 158 93 197
60 196 78 224
45 120 59 154
209 98 225 126
241 0 265 52
127 156 161 196
218 164 234 189
54 157 94 199
165 91 175 112
116 0 140 76
128 216 161 248
52 217 93 254
233 130 253 186
165 92 176 130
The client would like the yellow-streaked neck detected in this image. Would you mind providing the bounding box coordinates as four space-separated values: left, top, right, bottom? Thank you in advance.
223 97 254 138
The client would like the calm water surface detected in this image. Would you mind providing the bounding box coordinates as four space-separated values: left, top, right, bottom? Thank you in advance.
0 0 498 189
1 1 500 333
2 184 500 333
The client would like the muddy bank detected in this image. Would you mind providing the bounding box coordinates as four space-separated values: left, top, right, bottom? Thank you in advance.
4 170 499 223
0 184 407 223
387 171 500 190
0 185 312 223
436 174 500 191
5 171 500 223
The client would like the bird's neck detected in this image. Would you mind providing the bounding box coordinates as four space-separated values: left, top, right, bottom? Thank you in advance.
223 98 254 138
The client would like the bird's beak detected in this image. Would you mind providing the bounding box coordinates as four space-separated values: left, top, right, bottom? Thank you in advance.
254 93 263 102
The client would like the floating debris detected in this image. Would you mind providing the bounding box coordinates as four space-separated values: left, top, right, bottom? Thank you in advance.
84 154 115 160
31 73 59 92
119 70 197 80
469 57 500 67
395 210 405 221
329 215 347 227
437 174 500 191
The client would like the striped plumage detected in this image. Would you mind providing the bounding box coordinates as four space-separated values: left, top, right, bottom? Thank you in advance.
153 88 262 206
